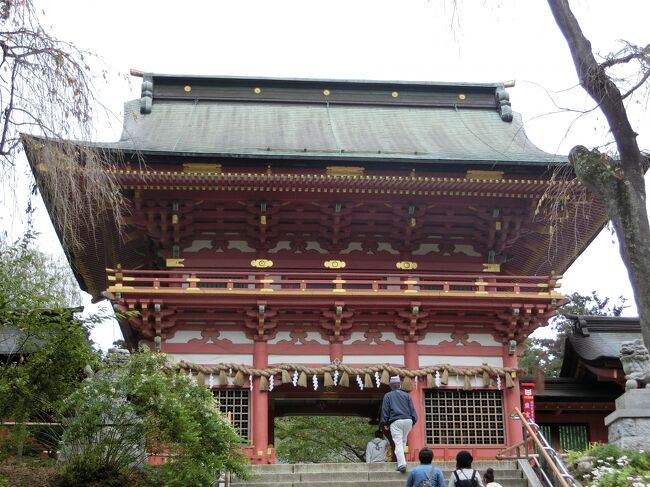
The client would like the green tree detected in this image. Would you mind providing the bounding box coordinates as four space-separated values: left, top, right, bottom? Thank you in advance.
275 416 376 463
519 291 626 377
0 235 100 461
58 350 249 487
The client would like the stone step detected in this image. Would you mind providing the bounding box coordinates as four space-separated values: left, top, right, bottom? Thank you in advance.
250 460 519 473
242 469 524 482
232 480 527 487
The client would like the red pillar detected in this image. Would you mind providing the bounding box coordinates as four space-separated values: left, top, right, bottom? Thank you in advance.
404 340 425 458
330 340 343 362
252 339 269 459
503 343 524 446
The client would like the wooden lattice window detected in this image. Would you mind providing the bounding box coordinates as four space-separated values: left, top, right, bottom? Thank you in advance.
213 389 250 440
424 389 505 445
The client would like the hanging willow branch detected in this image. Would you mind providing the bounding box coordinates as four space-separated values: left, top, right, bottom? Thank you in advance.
172 361 521 392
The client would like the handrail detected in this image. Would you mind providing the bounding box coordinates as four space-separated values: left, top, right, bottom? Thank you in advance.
106 268 562 296
511 408 578 487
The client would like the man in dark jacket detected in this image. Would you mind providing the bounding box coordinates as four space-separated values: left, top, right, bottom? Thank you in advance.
380 375 417 472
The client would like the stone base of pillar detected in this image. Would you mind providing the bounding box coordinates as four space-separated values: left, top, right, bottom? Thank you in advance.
605 388 650 450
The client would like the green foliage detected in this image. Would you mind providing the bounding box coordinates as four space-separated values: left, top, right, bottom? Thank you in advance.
519 291 627 377
0 235 100 459
275 415 376 463
568 443 650 487
59 350 249 487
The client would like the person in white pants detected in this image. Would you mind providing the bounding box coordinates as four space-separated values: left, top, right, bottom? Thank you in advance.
380 375 418 472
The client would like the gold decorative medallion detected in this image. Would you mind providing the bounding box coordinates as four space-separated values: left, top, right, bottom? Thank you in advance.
324 260 347 269
184 85 192 93
396 261 418 270
251 259 274 268
323 89 331 96
254 87 262 94
391 91 399 98
458 93 466 100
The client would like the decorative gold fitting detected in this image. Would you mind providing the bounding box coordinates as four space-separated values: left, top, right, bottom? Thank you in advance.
396 261 418 270
184 85 192 92
333 289 346 293
166 258 185 268
458 94 466 100
172 214 179 225
326 166 364 176
410 218 416 227
332 279 346 284
474 281 488 286
465 170 504 181
323 89 330 96
186 277 201 283
260 278 274 283
260 215 267 225
495 221 502 231
403 280 418 285
260 288 274 292
182 163 222 174
324 260 346 269
251 259 274 268
391 91 399 98
186 287 201 292
254 87 262 94
482 263 501 272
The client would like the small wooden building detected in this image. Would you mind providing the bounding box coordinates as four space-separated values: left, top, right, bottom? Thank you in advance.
26 74 608 461
535 316 640 451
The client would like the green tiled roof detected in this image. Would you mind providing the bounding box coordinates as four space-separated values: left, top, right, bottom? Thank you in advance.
98 74 566 166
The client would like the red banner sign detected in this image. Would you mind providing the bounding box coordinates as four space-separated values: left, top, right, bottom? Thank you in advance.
521 382 535 423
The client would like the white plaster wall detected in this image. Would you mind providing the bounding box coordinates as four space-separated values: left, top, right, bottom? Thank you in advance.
419 355 503 367
268 355 330 364
184 240 212 252
345 331 400 345
305 241 327 253
413 243 439 255
340 242 363 254
467 333 501 346
166 353 253 365
419 332 453 345
218 330 252 344
343 355 405 365
166 330 202 343
443 376 500 388
454 244 481 256
267 332 292 344
268 241 291 253
267 331 328 345
228 240 256 252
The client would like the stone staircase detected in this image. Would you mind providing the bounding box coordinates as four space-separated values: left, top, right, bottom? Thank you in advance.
231 460 532 487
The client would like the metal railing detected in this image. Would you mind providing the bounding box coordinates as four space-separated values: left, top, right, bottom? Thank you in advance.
498 408 579 487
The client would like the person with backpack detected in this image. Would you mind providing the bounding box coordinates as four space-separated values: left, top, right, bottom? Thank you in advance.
405 448 445 487
448 450 484 487
365 430 389 463
380 375 418 472
483 468 503 487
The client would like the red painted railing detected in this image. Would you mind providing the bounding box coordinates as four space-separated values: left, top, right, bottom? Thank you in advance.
107 269 561 296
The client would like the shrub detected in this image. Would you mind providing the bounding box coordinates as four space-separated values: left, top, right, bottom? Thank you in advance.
58 350 249 486
569 443 650 487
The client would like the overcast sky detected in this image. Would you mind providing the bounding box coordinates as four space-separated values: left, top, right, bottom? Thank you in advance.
7 0 649 349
